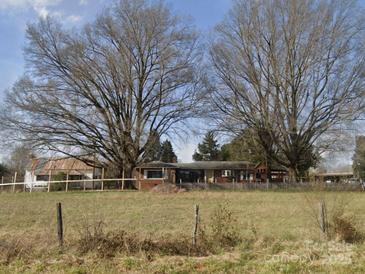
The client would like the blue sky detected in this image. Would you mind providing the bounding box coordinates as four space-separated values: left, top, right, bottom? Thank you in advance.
0 0 232 162
0 0 362 165
0 0 231 98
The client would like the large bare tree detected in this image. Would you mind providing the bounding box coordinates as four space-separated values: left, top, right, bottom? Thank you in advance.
210 0 365 181
1 0 202 176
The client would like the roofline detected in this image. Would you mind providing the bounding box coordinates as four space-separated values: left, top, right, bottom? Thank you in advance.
137 161 256 170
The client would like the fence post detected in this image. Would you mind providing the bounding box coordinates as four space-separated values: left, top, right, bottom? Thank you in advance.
192 204 199 246
1 176 3 191
30 172 34 193
122 170 125 190
56 202 64 247
83 180 86 191
101 168 104 191
319 200 327 235
66 173 69 192
47 170 51 193
12 172 17 193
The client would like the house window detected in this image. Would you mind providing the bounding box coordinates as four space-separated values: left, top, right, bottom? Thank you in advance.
145 170 163 179
36 175 49 181
222 170 232 177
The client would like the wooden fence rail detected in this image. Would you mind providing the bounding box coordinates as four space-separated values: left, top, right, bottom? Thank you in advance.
0 177 148 192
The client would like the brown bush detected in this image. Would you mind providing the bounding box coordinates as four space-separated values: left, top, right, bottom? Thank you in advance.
78 227 213 258
0 238 31 263
305 195 364 244
209 203 241 248
331 213 363 243
77 203 243 258
150 183 186 194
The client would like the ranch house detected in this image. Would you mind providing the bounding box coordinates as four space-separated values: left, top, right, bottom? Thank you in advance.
134 161 290 190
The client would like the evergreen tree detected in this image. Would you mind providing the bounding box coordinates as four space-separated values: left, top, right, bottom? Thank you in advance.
193 131 221 161
219 130 265 163
220 129 320 177
0 163 9 178
160 140 177 163
353 136 365 180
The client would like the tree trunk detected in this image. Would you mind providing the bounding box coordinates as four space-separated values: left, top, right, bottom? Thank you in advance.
288 167 297 184
122 163 136 189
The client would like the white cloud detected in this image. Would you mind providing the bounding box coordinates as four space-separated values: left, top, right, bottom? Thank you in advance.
66 15 82 23
176 142 197 163
0 0 61 18
0 0 83 23
79 0 88 5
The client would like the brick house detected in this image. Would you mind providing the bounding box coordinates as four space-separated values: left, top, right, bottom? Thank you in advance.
133 161 257 190
255 162 288 183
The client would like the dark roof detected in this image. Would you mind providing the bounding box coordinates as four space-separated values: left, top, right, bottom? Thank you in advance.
174 161 255 170
316 172 353 177
138 161 177 168
137 161 256 170
254 162 287 171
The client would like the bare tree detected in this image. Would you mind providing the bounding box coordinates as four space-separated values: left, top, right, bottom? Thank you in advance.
1 0 203 176
209 0 365 181
6 145 36 176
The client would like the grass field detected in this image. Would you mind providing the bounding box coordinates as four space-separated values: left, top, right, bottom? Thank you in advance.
1 190 365 273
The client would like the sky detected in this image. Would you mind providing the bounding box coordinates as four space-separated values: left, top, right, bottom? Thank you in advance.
0 0 232 162
0 0 363 166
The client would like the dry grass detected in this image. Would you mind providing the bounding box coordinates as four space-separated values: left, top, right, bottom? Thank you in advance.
1 190 365 273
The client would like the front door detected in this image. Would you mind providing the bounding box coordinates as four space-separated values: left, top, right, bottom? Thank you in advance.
205 170 214 183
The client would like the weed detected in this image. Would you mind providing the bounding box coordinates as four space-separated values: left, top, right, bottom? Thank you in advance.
331 212 363 243
77 227 213 257
77 202 244 258
0 238 31 263
304 194 363 243
209 203 241 248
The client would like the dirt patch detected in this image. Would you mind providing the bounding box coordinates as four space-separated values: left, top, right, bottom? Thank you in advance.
150 183 186 194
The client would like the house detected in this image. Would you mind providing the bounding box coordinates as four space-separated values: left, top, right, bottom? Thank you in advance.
315 171 354 183
25 157 101 189
133 161 257 190
175 161 256 183
133 161 177 190
255 162 288 183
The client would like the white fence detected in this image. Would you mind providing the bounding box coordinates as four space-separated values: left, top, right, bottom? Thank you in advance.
0 178 143 192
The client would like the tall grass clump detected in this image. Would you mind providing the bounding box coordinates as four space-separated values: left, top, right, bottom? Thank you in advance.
305 193 363 243
209 202 241 248
77 202 243 258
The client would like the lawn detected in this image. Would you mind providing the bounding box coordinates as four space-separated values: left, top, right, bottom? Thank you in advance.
1 190 365 273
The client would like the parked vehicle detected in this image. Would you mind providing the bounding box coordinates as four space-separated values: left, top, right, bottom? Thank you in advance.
347 178 360 184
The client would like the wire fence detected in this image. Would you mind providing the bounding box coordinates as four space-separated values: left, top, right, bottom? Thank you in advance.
178 182 365 192
0 178 363 193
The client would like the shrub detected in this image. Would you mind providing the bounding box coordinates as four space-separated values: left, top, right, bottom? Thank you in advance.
209 203 241 248
51 172 66 191
77 222 212 258
0 238 31 263
331 212 363 243
77 203 244 258
305 195 363 243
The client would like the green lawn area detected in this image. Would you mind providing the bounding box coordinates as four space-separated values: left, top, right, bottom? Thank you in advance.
1 190 365 273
